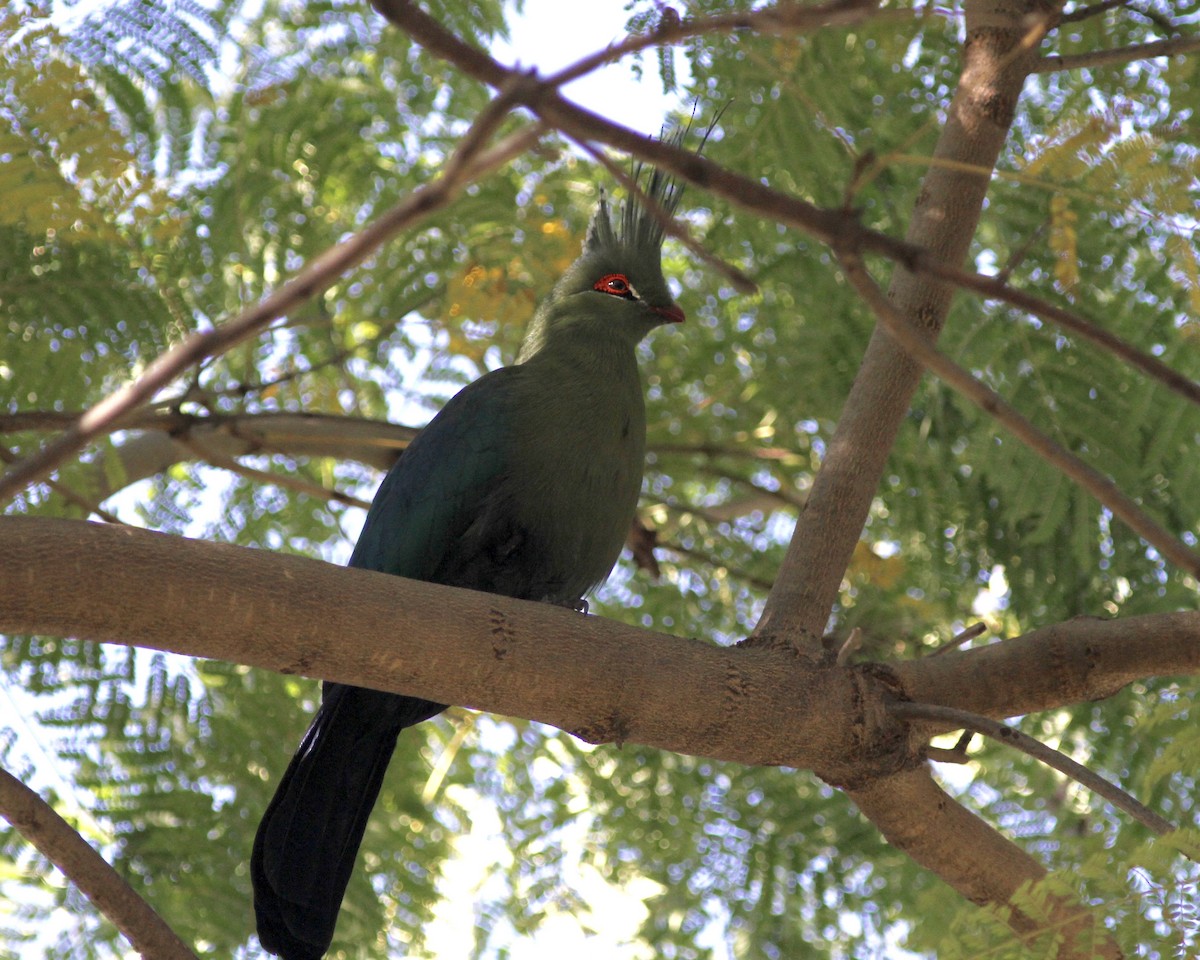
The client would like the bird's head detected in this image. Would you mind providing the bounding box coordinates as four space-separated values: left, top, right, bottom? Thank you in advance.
518 146 685 362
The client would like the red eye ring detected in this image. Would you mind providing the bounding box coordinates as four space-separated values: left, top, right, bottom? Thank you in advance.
594 273 635 299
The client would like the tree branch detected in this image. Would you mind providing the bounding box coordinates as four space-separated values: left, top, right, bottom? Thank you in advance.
371 0 1200 419
544 0 889 90
838 250 1200 578
0 768 198 960
3 516 1191 953
893 612 1200 719
1035 34 1200 73
754 0 1062 642
0 517 864 775
0 444 125 524
1059 0 1131 23
848 768 1122 960
0 100 543 507
175 435 372 511
890 701 1176 834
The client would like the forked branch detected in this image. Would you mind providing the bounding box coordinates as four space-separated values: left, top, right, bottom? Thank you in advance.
890 701 1176 834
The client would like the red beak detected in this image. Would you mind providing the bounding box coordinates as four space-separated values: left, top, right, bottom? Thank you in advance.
654 303 686 324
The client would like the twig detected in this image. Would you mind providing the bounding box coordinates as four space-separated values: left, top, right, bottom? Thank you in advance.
838 250 1200 578
176 436 373 510
889 701 1176 835
0 444 126 525
836 627 863 665
1060 0 1129 23
0 767 199 960
995 220 1048 284
929 621 988 657
542 0 887 90
373 0 1200 416
421 711 476 804
1035 34 1200 73
926 744 971 763
657 538 776 592
651 439 805 464
0 92 543 506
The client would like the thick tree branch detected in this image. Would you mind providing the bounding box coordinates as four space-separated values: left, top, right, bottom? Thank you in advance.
893 613 1200 718
2 516 1195 955
0 517 868 777
848 769 1122 960
0 768 198 960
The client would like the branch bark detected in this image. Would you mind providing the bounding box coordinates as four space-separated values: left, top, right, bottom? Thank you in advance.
756 0 1064 640
893 613 1200 718
0 517 867 775
0 768 198 960
3 515 1194 956
850 768 1122 959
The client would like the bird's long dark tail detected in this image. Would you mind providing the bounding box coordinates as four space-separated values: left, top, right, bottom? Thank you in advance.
251 684 444 960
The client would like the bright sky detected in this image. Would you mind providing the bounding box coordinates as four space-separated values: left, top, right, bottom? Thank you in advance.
491 0 689 138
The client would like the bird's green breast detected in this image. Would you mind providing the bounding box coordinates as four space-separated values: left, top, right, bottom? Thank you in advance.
506 336 647 601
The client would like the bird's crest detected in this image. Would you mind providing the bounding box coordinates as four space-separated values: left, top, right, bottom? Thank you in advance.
584 126 688 261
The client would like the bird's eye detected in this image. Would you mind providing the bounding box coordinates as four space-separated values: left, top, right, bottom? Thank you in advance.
594 274 636 299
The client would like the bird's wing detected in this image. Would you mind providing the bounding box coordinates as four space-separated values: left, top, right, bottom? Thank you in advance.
347 366 518 581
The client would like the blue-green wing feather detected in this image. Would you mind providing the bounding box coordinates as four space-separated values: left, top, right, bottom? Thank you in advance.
252 367 520 960
348 366 516 580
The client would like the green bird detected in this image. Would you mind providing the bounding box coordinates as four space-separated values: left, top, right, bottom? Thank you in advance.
251 147 685 960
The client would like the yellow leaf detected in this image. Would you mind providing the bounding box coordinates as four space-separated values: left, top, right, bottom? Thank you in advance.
1048 193 1079 295
1166 233 1200 317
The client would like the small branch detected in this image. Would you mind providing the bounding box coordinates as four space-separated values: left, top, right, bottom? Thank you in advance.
926 744 971 763
657 538 776 593
890 700 1176 835
1060 0 1130 23
839 251 1200 578
0 768 198 960
651 439 806 464
0 98 543 506
175 436 372 511
995 220 1048 284
836 627 864 665
421 711 476 804
929 621 988 656
1035 34 1200 73
544 0 887 90
894 611 1200 722
0 444 126 524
